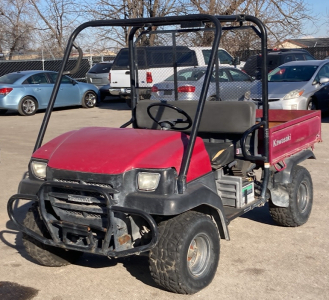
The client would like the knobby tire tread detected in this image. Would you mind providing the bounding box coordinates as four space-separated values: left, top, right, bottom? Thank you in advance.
22 203 82 267
149 211 217 294
269 166 312 227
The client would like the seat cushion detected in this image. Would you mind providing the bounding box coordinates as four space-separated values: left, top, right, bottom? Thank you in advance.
204 142 234 168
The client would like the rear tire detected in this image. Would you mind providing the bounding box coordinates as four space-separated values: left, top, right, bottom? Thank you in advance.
149 211 220 294
269 166 313 227
82 91 97 108
22 204 83 267
18 96 38 116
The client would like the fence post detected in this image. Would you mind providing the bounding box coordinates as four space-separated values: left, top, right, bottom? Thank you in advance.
42 49 45 70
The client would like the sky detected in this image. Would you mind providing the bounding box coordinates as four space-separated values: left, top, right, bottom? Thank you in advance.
302 0 328 38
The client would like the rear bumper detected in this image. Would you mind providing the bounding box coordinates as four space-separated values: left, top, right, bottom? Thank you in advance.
8 181 158 257
109 87 151 98
109 88 131 96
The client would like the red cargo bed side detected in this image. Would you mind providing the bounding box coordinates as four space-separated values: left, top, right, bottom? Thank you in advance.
256 109 321 165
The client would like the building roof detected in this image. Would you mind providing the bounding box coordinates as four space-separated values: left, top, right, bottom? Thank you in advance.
278 38 329 48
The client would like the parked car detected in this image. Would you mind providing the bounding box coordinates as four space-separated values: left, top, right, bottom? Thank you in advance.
0 70 98 116
86 61 113 88
245 60 329 110
109 46 243 103
242 49 315 79
150 66 255 102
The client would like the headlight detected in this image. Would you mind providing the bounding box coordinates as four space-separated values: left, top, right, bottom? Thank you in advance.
137 172 161 191
31 161 47 180
283 89 304 100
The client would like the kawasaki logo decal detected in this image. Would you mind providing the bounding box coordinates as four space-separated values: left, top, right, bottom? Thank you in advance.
273 134 291 147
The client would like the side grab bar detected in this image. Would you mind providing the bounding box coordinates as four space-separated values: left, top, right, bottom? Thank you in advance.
241 120 266 161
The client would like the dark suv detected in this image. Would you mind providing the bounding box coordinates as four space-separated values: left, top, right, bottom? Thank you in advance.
85 61 113 88
242 49 315 79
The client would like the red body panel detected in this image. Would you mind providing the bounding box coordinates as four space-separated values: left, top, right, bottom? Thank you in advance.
256 109 321 165
32 127 212 182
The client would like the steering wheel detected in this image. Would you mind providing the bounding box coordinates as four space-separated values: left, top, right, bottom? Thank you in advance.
147 103 193 130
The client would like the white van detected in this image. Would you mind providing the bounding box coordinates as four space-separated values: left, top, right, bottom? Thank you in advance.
109 46 241 102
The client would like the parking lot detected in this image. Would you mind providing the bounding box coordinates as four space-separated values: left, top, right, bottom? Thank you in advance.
1 101 329 300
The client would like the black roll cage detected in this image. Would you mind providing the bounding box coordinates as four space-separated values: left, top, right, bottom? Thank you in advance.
33 14 270 202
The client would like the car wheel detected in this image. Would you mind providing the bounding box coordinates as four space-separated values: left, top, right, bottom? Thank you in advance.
18 96 38 116
23 203 83 267
0 109 8 115
149 211 220 294
82 91 97 108
269 165 313 227
208 96 220 101
306 98 316 110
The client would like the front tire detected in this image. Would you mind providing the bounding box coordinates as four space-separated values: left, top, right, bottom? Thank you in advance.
149 211 220 294
18 96 38 116
306 98 316 110
269 165 313 227
22 204 83 267
82 91 97 108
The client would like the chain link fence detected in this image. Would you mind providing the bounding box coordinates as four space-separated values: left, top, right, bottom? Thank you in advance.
0 45 328 87
0 55 116 82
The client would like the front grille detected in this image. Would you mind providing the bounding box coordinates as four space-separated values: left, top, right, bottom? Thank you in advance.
47 184 109 229
43 169 123 230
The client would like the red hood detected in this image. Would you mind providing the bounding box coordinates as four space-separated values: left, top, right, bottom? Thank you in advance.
32 127 211 182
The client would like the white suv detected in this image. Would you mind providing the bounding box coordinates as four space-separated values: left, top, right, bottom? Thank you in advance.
109 46 241 103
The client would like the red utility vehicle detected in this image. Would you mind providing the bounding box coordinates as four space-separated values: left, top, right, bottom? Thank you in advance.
8 14 321 294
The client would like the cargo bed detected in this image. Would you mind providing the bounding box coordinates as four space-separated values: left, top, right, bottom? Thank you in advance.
257 109 321 166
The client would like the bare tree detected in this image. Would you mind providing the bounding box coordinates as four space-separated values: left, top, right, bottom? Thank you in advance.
0 0 34 59
180 0 313 53
83 0 180 49
28 0 82 57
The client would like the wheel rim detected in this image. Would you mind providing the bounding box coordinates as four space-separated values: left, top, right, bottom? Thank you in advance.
23 99 36 114
307 100 315 110
187 233 211 277
297 180 309 213
85 93 96 107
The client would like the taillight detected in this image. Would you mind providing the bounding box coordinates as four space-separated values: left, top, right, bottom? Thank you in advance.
0 87 13 95
108 72 111 83
146 72 153 83
178 86 195 93
151 86 159 92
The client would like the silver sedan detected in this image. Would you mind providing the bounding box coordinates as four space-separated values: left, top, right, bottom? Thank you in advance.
245 60 329 110
150 66 256 102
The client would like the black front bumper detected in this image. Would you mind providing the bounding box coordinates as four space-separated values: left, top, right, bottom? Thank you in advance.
8 181 158 258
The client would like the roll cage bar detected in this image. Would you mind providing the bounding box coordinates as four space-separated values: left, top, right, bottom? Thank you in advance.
33 14 269 202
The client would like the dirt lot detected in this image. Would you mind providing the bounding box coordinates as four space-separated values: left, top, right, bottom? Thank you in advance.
1 101 329 300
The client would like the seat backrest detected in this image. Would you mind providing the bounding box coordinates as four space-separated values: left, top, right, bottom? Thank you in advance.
135 100 256 134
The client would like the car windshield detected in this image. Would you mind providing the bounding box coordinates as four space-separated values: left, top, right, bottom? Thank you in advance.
0 73 25 84
268 65 318 82
165 69 206 81
88 63 113 73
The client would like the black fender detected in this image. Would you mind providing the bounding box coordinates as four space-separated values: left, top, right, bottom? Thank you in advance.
124 172 230 240
269 149 315 207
